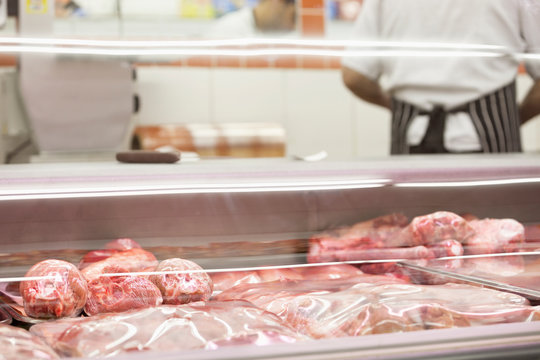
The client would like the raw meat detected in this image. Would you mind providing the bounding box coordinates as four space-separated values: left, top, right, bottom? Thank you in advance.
20 259 87 319
400 211 475 246
211 264 365 295
30 301 306 358
427 239 464 258
78 249 117 270
216 280 539 339
210 271 261 294
81 248 158 282
296 264 364 280
465 218 525 254
328 246 431 262
150 258 213 304
84 265 163 316
0 324 59 359
105 238 141 250
307 214 409 263
78 238 143 270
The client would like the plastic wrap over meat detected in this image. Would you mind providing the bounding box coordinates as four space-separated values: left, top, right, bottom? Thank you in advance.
216 279 540 339
401 211 475 246
84 267 163 316
150 258 213 304
30 301 306 358
20 260 87 319
79 238 144 271
0 324 59 359
81 248 158 281
465 219 525 254
307 214 409 263
210 264 365 294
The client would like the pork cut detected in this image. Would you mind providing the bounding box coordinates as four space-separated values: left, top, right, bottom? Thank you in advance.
465 218 525 254
20 259 87 319
78 238 143 270
0 324 59 359
84 266 163 316
216 279 539 339
307 214 409 263
30 301 306 358
400 211 474 246
150 258 213 304
81 248 158 282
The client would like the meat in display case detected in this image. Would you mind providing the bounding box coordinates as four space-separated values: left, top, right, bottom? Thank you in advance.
0 155 540 359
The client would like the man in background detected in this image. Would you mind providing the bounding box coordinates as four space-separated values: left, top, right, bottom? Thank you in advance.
206 0 296 38
342 0 540 154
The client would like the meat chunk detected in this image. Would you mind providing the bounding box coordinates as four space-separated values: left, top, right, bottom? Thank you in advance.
401 211 474 246
150 258 213 305
105 238 142 250
0 324 59 359
427 239 464 258
30 301 306 358
81 248 158 282
307 214 409 263
465 218 525 254
210 271 262 294
78 238 143 270
20 259 87 319
296 264 364 280
81 248 161 315
84 266 162 316
216 280 539 339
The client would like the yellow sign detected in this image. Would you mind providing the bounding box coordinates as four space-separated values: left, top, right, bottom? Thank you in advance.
26 0 48 14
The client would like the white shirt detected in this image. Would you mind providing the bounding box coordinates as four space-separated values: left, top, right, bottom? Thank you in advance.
342 0 540 151
205 7 259 38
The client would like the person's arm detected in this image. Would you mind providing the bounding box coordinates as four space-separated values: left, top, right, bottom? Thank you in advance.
519 79 540 125
341 65 391 110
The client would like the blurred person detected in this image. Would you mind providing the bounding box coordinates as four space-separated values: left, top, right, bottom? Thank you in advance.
55 0 85 18
206 0 296 37
341 0 540 154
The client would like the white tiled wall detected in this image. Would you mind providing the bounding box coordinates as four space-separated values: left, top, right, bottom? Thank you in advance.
136 66 540 159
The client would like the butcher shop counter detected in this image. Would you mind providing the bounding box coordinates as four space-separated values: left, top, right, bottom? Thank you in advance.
0 154 540 359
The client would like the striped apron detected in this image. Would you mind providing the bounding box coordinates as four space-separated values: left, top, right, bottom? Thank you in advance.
390 81 522 154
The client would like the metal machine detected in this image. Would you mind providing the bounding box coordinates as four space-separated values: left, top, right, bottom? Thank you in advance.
16 0 135 162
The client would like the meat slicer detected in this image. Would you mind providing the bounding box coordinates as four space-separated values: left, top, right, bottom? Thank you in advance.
17 0 135 162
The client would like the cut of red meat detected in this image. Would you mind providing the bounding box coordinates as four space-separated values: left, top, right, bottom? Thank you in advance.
307 214 409 263
400 211 475 246
296 264 364 280
150 258 213 305
331 245 431 262
257 268 304 282
427 239 464 258
210 271 262 294
465 218 525 254
84 266 163 316
81 248 158 282
78 238 143 270
105 238 142 251
216 280 539 339
78 249 118 270
20 259 87 319
0 324 59 359
30 301 306 358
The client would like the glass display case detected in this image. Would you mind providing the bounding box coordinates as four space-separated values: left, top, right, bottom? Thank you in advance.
0 155 539 359
1 0 540 359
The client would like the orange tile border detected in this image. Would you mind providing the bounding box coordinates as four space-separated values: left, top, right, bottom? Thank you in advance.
215 56 242 67
301 0 324 9
0 55 17 67
274 55 299 69
186 56 214 67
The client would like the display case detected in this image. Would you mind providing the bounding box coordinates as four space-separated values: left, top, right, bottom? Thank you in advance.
1 154 540 359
